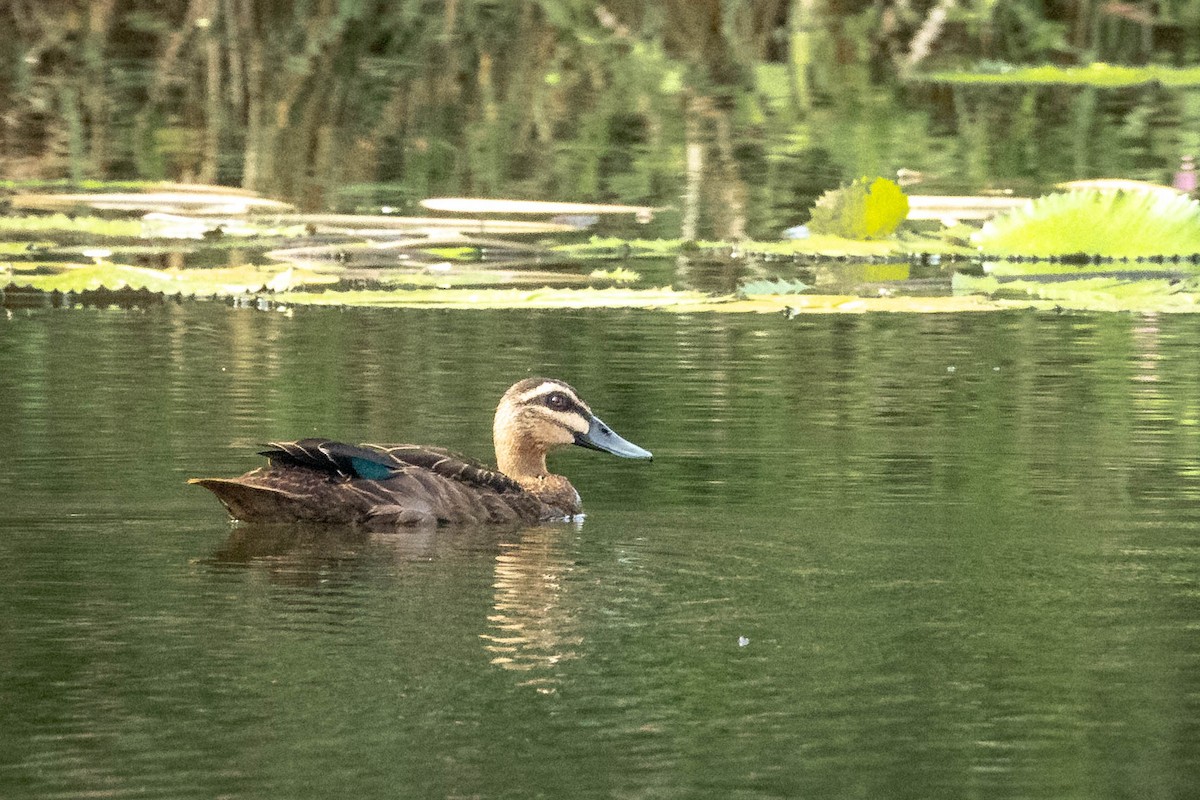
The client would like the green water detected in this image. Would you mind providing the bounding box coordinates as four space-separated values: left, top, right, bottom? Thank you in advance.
2 305 1199 798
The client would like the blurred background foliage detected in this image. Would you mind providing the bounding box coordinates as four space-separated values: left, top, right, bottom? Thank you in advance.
2 0 1200 239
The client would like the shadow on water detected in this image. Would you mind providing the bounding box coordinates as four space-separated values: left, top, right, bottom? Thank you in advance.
204 520 502 574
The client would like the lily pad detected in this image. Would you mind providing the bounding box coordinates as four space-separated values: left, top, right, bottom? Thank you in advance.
736 235 908 257
10 191 293 215
587 267 640 283
274 286 710 309
0 214 144 238
738 278 811 297
0 241 56 255
140 213 309 240
953 273 1200 312
551 233 938 261
267 285 1029 314
922 63 1200 87
974 190 1200 261
551 237 691 259
420 197 662 218
4 262 336 295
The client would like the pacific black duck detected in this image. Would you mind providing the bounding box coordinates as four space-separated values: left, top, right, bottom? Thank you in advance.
191 377 651 528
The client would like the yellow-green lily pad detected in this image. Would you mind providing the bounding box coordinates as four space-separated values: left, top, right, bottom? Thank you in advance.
4 262 336 295
0 214 144 238
954 273 1200 312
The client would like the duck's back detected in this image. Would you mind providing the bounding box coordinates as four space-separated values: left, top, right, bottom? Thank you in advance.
191 439 570 528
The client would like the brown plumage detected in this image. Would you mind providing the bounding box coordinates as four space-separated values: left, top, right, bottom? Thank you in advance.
190 378 652 529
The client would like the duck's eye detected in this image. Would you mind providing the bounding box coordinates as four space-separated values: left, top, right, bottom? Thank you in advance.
545 392 569 411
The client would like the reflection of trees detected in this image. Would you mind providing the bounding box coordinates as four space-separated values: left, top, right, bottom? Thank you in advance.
6 3 1192 233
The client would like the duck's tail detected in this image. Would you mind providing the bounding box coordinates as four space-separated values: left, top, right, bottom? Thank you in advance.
189 477 317 523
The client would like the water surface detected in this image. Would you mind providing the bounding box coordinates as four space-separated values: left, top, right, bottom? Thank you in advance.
2 305 1198 798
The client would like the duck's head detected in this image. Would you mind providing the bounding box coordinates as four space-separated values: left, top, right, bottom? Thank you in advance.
493 377 652 480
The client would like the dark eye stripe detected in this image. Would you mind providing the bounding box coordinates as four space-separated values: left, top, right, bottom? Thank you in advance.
537 389 587 417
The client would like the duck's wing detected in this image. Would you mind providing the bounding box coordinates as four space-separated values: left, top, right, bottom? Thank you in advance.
363 443 523 494
258 438 404 480
260 438 522 494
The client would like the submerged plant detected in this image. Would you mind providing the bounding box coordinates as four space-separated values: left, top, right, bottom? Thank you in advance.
807 177 909 240
973 189 1200 258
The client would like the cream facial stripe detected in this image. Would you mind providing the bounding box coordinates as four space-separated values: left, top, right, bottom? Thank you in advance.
516 381 575 404
553 408 591 434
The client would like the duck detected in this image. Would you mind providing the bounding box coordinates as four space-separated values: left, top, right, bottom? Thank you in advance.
190 377 652 528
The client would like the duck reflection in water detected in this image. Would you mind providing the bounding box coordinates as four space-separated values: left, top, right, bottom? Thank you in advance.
480 521 585 691
204 519 586 691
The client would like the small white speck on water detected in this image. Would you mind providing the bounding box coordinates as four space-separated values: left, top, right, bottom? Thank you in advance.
738 636 750 647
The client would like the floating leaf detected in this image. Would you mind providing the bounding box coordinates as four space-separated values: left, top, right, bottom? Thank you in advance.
0 241 55 255
140 213 308 240
738 278 811 297
0 214 143 237
275 286 712 309
5 262 336 295
551 235 917 259
953 273 1200 312
268 286 1026 313
551 237 689 259
922 63 1200 87
807 177 910 240
588 267 640 282
973 190 1200 260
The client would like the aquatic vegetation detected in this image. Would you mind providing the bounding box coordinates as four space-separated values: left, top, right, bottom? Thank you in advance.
1 260 638 295
0 242 55 255
905 195 1029 223
3 263 336 295
973 189 1200 260
10 199 1200 315
0 214 144 238
550 231 959 260
140 213 309 240
372 268 633 288
0 179 171 192
550 238 693 259
924 64 1200 87
18 259 1195 313
730 235 907 258
738 278 811 297
954 273 1200 312
273 286 714 310
270 286 1010 313
587 267 640 283
807 178 910 240
11 191 292 215
419 197 659 219
553 234 910 261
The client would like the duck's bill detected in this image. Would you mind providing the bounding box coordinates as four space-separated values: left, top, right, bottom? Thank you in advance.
575 415 653 460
